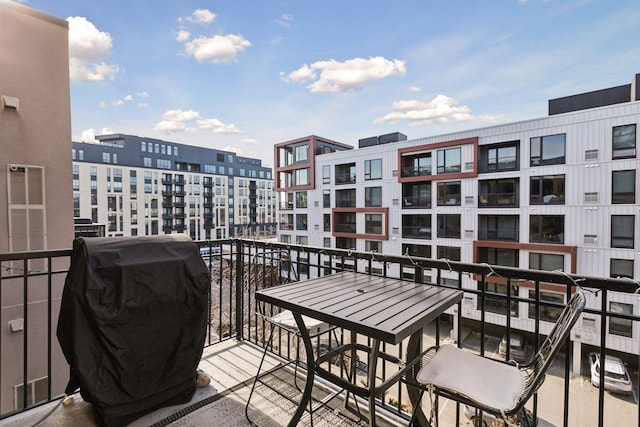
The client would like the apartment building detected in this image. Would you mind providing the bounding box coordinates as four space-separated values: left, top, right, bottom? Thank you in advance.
275 74 640 359
0 0 74 414
72 134 277 240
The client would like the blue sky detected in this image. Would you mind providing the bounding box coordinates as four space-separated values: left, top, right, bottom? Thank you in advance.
17 0 640 167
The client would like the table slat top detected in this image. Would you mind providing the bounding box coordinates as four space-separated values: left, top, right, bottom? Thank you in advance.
255 272 463 344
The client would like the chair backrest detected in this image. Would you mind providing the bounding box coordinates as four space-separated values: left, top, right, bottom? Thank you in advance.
519 288 586 404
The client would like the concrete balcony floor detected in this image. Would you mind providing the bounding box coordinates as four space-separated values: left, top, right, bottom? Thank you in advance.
0 340 404 427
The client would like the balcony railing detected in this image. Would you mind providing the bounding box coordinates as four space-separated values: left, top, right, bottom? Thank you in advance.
1 240 638 427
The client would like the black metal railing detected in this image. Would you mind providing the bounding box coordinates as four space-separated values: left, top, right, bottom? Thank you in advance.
1 239 638 427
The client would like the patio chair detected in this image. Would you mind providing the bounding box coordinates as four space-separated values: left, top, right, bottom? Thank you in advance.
245 251 355 426
404 287 586 427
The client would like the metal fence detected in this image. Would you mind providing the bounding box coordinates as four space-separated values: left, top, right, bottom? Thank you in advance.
1 239 638 426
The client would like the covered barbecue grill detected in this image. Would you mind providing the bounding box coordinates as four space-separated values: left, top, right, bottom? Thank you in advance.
57 235 210 427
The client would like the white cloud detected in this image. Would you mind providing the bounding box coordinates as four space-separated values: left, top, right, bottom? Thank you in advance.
137 103 149 108
175 30 191 42
188 9 216 24
284 56 406 93
99 101 107 108
67 17 120 82
409 86 422 92
276 14 293 27
79 127 115 142
374 94 503 127
162 109 201 122
197 118 240 134
136 91 149 99
155 109 239 134
184 34 251 64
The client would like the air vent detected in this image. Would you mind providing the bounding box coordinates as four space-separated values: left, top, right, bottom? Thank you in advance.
584 149 599 160
392 170 398 177
464 196 474 205
392 198 399 206
465 162 474 171
584 192 598 203
583 234 597 245
464 229 474 238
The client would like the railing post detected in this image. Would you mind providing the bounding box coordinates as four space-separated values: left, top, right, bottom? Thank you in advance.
235 239 244 341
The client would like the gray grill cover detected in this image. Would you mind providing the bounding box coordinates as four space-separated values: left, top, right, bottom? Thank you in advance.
57 235 210 427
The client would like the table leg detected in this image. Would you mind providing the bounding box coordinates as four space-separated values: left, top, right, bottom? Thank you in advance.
290 312 314 427
407 329 428 427
367 339 380 427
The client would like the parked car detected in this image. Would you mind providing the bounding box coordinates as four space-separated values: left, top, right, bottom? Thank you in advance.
588 352 632 394
498 332 528 363
463 404 534 427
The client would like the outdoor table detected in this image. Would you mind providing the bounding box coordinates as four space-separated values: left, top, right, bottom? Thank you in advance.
254 271 463 427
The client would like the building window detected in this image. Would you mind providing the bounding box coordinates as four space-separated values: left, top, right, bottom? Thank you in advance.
401 153 432 177
294 168 309 186
295 144 309 162
365 214 383 234
323 190 330 208
365 186 382 207
437 147 461 174
402 214 431 239
609 302 633 338
296 235 308 245
437 214 461 239
478 215 519 241
478 282 519 317
530 174 565 205
478 178 518 207
437 245 460 261
336 189 356 207
323 165 330 184
528 290 563 323
323 214 331 232
334 212 356 233
612 124 636 159
402 243 431 258
323 237 331 247
364 159 382 180
611 215 635 248
335 163 356 184
280 234 291 244
365 240 382 252
102 152 111 163
612 170 636 204
336 237 356 250
479 141 519 173
529 252 564 271
477 247 518 267
436 181 461 206
295 191 307 208
530 215 564 244
530 134 565 166
143 157 152 167
610 258 634 279
402 182 431 208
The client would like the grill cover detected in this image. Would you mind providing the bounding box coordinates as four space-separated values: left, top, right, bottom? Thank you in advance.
57 235 210 427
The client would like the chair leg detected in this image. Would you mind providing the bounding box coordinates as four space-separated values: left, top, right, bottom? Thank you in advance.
245 323 276 426
407 388 425 427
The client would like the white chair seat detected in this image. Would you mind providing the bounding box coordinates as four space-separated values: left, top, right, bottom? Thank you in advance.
269 310 328 333
416 344 525 412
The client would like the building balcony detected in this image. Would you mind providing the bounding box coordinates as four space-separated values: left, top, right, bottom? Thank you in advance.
0 242 637 427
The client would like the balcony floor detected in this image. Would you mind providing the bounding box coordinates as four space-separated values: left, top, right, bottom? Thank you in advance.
0 339 404 427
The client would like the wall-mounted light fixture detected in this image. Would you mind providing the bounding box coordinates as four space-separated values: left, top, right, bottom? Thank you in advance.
2 95 19 110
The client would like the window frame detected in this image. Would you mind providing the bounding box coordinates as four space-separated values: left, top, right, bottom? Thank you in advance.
530 174 565 205
611 215 635 248
436 147 461 174
437 214 461 239
529 215 565 244
364 159 382 180
530 133 566 166
611 169 636 204
612 124 637 159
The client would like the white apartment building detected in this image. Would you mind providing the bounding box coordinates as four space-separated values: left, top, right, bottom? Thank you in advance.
275 74 640 359
73 134 277 240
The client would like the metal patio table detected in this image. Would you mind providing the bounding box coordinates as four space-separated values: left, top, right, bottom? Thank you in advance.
254 271 463 427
